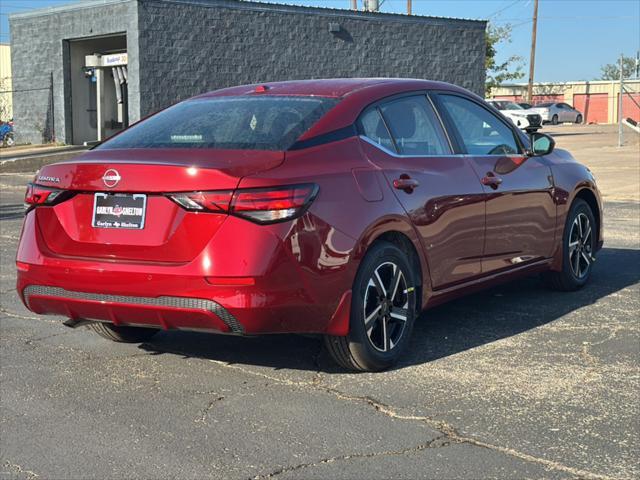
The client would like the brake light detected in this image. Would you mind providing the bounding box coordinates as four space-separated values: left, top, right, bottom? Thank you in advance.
232 184 318 224
24 183 70 210
169 190 233 212
168 184 318 224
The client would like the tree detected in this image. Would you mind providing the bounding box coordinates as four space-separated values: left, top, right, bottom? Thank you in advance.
485 23 525 97
0 77 11 122
599 55 638 80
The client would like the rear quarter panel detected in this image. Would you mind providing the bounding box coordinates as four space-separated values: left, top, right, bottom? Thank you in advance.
238 136 431 316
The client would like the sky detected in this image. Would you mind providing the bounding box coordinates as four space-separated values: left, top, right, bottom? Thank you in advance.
1 0 639 82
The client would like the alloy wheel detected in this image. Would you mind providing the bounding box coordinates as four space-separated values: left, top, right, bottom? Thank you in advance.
363 261 411 352
568 212 593 279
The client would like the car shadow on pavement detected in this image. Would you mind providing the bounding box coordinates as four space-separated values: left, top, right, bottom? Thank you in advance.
138 247 639 372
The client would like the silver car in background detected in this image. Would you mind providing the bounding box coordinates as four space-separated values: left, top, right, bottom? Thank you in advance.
531 102 583 125
486 100 543 130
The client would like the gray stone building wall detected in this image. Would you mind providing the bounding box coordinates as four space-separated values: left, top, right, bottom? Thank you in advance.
9 0 140 145
10 0 485 145
137 0 486 116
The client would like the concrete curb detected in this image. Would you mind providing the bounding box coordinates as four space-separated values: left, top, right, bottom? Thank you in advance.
0 148 88 173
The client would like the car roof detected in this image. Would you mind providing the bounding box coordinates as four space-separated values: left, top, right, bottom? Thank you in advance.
192 78 476 141
195 78 465 99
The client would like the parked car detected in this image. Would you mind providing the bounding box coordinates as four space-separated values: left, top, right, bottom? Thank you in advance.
16 79 603 371
518 102 533 109
532 102 583 125
0 120 15 147
486 100 542 130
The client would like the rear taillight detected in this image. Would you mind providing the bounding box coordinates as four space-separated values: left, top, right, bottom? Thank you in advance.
168 184 318 225
169 190 234 213
231 184 318 224
24 183 72 211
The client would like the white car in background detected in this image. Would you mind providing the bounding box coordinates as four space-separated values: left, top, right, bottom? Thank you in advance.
531 102 583 125
486 100 543 130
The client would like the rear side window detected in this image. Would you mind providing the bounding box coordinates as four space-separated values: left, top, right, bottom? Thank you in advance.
358 107 395 151
379 96 449 155
438 94 520 156
97 96 339 151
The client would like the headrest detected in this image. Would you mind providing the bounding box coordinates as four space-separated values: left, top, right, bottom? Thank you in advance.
383 102 416 138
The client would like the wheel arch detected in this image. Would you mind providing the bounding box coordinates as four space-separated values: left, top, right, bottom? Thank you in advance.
353 216 431 312
573 187 601 247
550 183 603 272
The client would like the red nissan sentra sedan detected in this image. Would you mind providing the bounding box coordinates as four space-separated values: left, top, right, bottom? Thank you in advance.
16 79 603 371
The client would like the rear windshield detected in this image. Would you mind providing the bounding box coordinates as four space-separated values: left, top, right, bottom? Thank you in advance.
96 96 339 151
536 102 553 107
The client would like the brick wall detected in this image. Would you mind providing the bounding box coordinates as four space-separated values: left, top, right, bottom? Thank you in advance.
9 0 139 145
137 0 486 116
10 0 486 145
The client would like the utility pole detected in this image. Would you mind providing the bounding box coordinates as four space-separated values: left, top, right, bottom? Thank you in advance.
618 53 624 147
351 0 357 11
526 0 539 103
407 0 412 15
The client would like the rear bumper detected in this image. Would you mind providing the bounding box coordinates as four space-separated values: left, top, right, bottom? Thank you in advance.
16 261 344 335
16 210 357 335
23 285 244 334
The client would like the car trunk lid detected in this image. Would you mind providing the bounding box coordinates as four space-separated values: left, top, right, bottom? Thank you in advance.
32 149 283 263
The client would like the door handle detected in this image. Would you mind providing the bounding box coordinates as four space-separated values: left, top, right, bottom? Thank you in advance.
393 175 419 193
481 172 503 190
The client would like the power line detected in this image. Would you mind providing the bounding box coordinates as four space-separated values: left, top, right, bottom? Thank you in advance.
487 0 524 19
495 15 639 21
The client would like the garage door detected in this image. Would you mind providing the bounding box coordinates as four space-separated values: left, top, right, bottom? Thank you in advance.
574 93 608 124
620 93 640 122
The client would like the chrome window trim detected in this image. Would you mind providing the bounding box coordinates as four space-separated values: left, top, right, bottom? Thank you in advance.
359 136 527 161
359 135 463 158
23 285 244 334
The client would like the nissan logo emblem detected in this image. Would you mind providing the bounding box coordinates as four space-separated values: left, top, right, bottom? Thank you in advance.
102 169 121 188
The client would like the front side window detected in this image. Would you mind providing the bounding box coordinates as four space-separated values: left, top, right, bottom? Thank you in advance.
379 96 449 155
438 94 520 156
97 96 339 151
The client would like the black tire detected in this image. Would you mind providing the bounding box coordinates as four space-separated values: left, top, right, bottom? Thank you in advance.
543 199 596 291
89 322 159 343
551 114 559 125
3 132 15 147
575 114 583 124
324 242 417 372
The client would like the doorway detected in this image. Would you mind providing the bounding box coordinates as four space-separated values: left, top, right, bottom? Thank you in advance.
67 34 127 145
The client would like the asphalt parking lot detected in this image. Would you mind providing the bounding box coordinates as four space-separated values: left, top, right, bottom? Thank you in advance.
1 124 638 479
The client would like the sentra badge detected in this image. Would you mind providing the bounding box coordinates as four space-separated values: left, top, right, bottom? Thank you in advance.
37 175 60 183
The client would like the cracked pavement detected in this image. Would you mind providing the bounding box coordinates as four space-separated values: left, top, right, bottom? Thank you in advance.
1 125 639 479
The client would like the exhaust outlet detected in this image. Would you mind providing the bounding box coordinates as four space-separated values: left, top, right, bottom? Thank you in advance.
63 318 95 329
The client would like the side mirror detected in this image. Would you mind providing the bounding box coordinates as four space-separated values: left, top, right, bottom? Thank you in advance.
528 132 555 157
